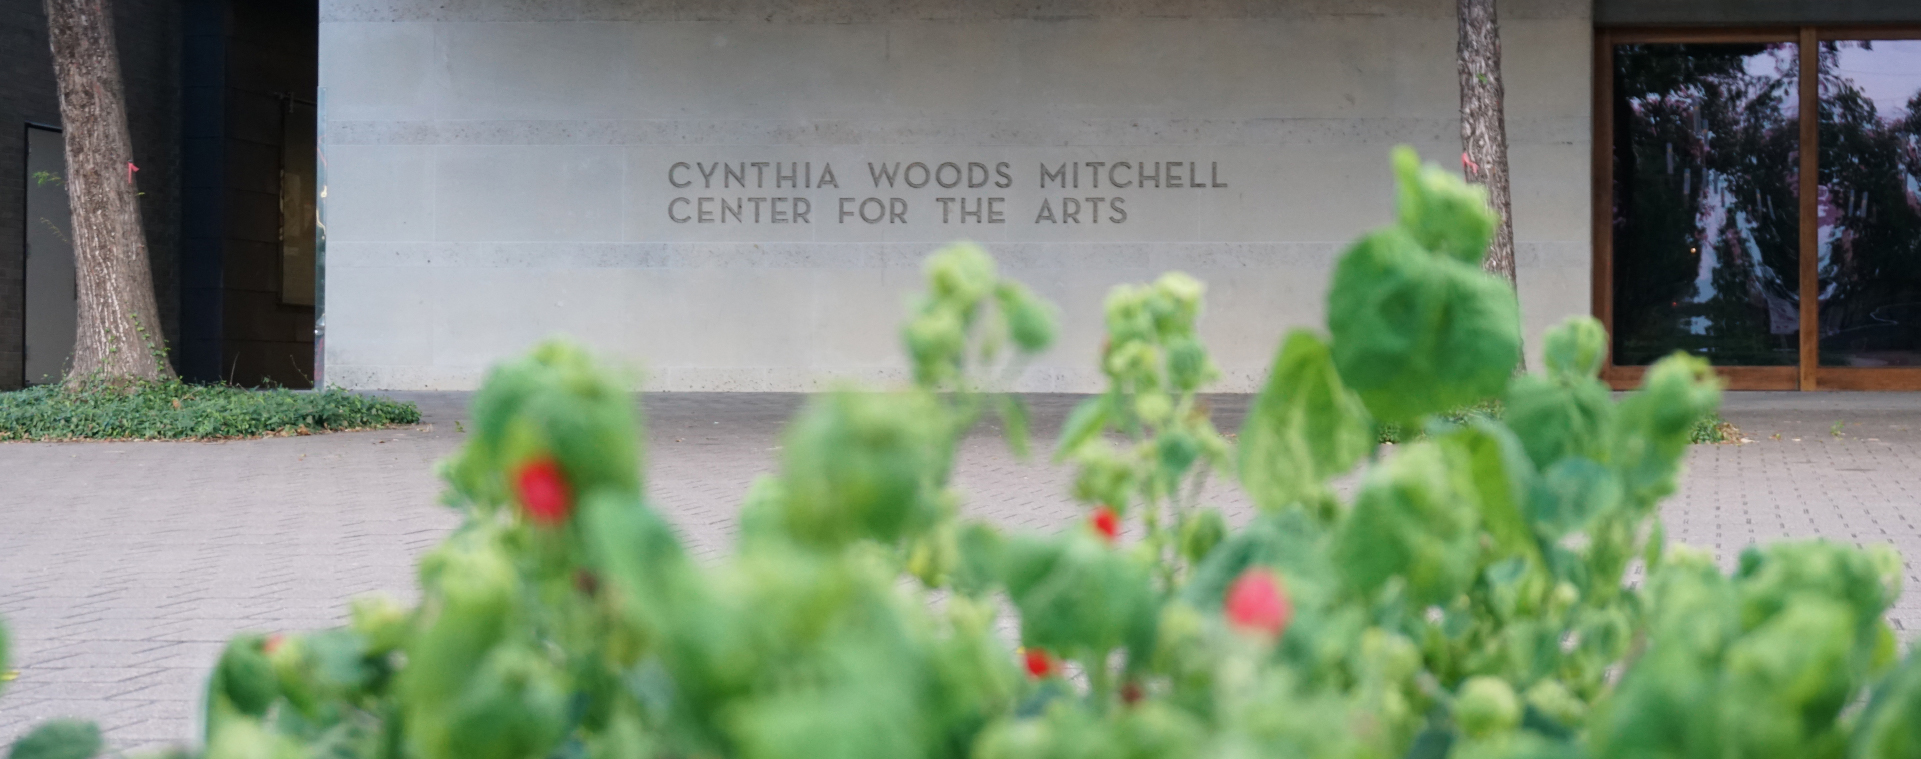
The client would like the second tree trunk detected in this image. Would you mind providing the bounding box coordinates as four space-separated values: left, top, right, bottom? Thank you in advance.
1457 0 1517 288
46 0 173 387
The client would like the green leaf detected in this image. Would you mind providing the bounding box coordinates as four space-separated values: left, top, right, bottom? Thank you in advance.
1392 145 1497 266
443 646 570 759
1719 596 1859 753
1117 702 1209 759
1540 316 1608 382
580 490 689 620
1403 727 1455 759
1178 508 1227 565
775 391 952 548
1238 331 1373 512
210 636 279 719
348 593 411 655
996 394 1032 460
1437 421 1538 560
1612 353 1721 513
1053 394 1112 462
1002 534 1159 661
996 281 1057 353
936 524 1004 604
1326 228 1521 426
1504 373 1614 471
1852 646 1921 759
1165 336 1215 393
1149 272 1205 338
399 533 518 737
1734 540 1896 638
268 629 378 719
925 242 998 305
1332 442 1480 604
1529 457 1623 539
1154 428 1201 486
6 720 101 759
975 703 1122 759
1455 676 1522 739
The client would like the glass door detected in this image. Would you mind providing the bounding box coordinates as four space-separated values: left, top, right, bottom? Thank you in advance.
1814 36 1921 387
23 125 76 385
1600 28 1921 389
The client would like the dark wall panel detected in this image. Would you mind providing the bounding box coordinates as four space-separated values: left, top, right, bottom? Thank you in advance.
180 0 228 383
181 0 317 387
0 2 61 389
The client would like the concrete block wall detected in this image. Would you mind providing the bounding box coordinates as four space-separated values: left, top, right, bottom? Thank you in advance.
318 0 1592 392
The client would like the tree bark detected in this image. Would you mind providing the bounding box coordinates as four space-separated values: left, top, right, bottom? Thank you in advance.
1458 0 1517 287
46 0 172 388
1458 0 1523 371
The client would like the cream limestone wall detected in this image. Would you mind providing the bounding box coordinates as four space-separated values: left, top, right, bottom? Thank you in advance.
318 0 1591 391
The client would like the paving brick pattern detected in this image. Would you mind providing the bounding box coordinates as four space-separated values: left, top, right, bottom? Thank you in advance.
2 391 1918 751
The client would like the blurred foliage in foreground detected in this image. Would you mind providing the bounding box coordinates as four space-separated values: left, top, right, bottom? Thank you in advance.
4 147 1913 759
1376 403 1738 445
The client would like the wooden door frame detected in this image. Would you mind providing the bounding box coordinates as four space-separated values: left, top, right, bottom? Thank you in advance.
1593 25 1921 390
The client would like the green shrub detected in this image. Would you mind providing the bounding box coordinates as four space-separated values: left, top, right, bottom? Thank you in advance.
0 380 420 441
1380 404 1738 446
9 148 1913 759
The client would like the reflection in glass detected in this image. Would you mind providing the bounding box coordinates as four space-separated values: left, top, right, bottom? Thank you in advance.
1818 40 1921 367
1612 43 1801 366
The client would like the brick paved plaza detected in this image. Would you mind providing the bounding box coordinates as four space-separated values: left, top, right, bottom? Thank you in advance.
3 392 1920 751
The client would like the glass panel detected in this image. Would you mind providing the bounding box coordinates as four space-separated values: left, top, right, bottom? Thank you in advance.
281 99 317 307
1612 43 1802 366
1817 40 1921 367
23 126 76 385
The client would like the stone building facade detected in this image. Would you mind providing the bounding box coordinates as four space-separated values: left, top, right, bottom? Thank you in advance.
8 0 1921 391
317 0 1593 391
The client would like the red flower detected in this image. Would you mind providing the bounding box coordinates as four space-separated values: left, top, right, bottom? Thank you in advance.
1120 681 1145 705
1090 506 1119 543
515 457 573 525
1225 569 1292 639
1023 647 1057 679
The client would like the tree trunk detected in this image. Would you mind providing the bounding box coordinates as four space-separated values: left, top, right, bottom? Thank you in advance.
1458 0 1517 287
46 0 172 388
1458 0 1523 370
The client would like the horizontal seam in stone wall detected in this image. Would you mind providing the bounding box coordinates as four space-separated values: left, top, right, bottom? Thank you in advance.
319 117 1586 147
321 240 1592 269
319 363 1197 393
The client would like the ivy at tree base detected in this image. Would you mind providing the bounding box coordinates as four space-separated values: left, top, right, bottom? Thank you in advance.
0 380 420 441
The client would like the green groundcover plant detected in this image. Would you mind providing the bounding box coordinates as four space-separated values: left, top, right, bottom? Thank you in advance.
0 381 420 441
5 147 1917 759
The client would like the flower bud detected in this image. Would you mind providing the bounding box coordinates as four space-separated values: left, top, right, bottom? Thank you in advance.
1456 676 1522 739
514 457 573 525
1224 569 1292 639
1022 648 1057 679
1090 506 1120 543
